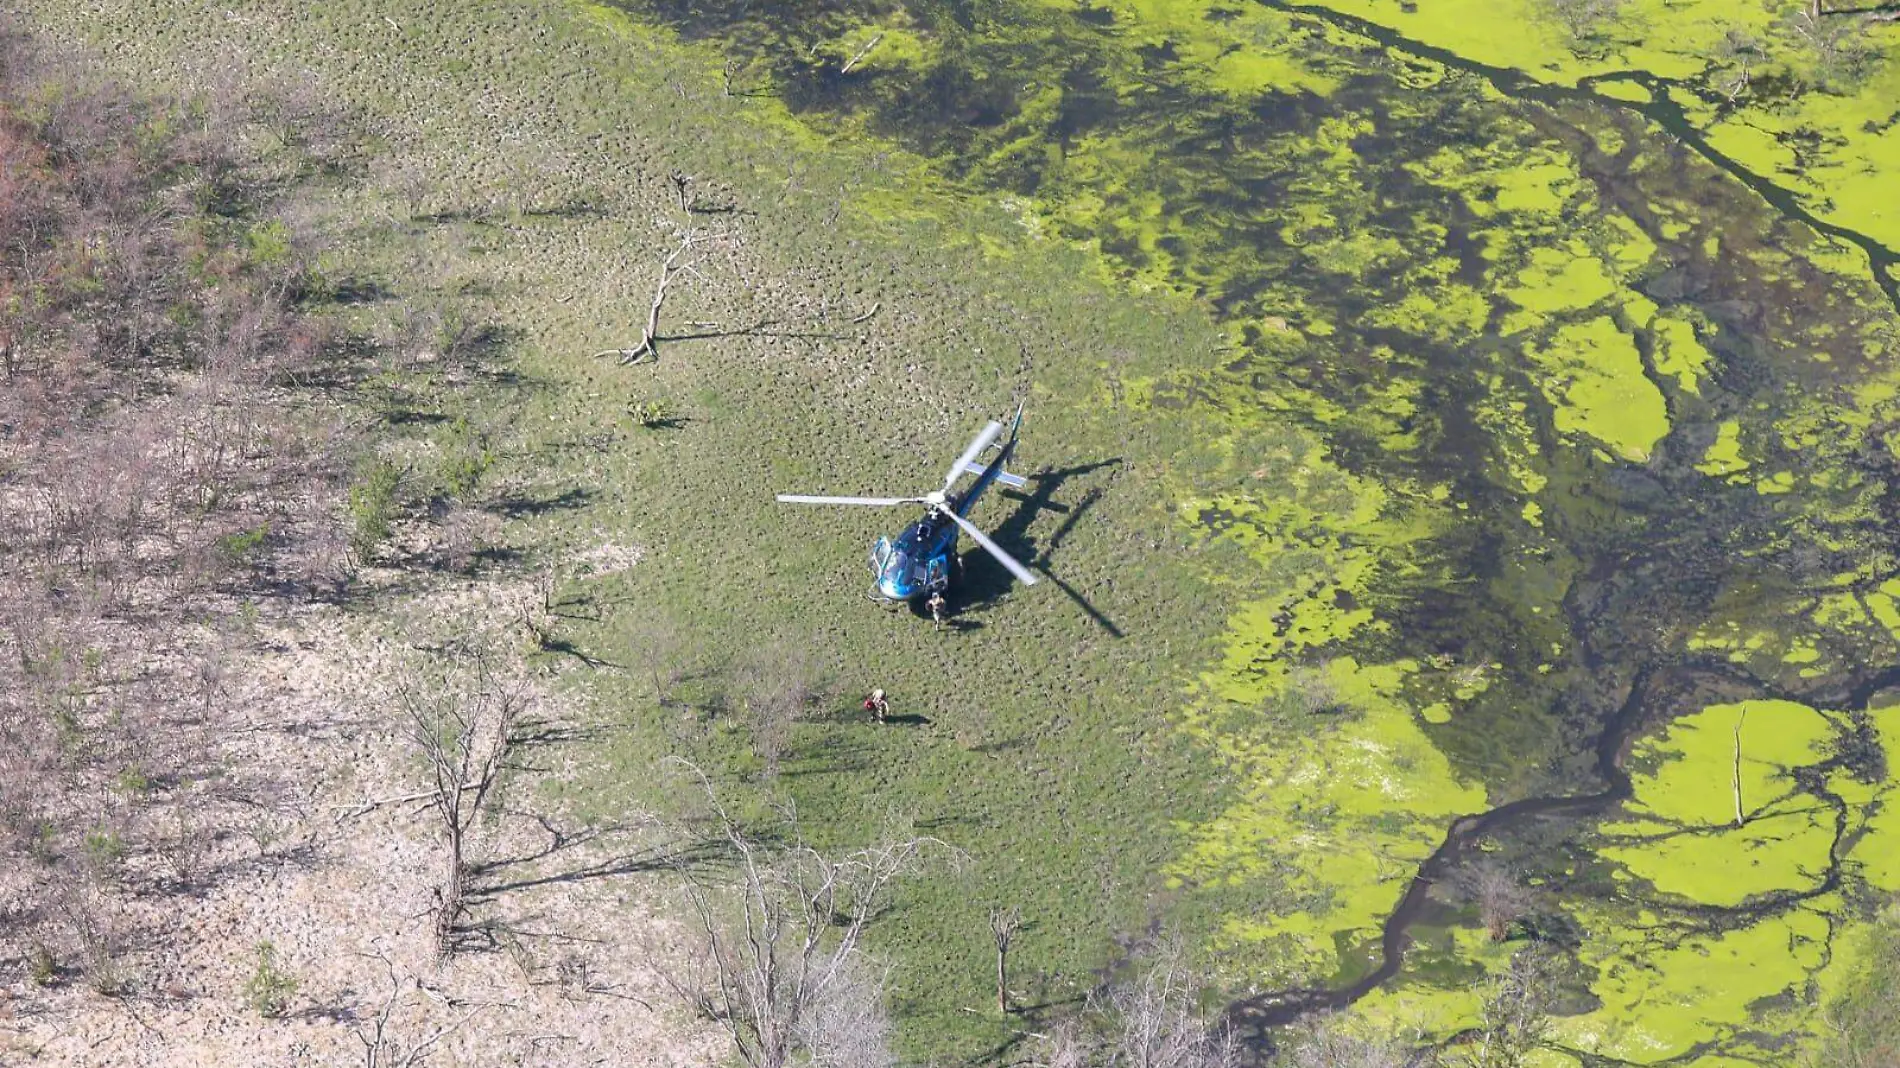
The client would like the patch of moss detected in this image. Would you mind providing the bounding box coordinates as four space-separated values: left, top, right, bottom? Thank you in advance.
1599 701 1837 907
1526 317 1669 462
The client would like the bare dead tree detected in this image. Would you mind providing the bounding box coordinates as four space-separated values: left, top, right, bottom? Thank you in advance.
396 639 530 954
591 228 716 366
1447 950 1556 1068
1450 858 1533 943
1784 2 1880 89
666 767 949 1068
989 906 1023 1014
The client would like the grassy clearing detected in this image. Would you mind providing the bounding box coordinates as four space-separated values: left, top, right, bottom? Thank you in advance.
14 0 1267 1058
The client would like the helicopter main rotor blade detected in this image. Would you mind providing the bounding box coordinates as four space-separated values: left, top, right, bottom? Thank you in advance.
941 508 1039 587
943 420 1005 494
777 494 923 507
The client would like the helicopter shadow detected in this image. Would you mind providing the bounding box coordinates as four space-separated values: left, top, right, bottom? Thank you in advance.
953 458 1124 637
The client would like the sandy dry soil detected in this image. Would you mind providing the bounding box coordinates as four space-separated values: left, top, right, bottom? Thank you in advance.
1 547 720 1068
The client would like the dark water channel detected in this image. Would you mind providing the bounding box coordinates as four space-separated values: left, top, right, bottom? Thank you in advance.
611 0 1900 1052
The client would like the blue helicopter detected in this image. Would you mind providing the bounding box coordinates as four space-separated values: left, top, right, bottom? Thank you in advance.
777 406 1040 603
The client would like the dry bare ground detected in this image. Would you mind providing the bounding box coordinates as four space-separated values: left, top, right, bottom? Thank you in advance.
1 562 719 1068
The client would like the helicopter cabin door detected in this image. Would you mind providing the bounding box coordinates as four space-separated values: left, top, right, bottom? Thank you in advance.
921 555 950 593
869 536 895 577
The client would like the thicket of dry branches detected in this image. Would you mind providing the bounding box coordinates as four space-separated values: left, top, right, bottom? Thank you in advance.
663 770 952 1068
0 26 359 991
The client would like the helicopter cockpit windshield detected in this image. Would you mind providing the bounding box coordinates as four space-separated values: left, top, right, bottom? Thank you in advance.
869 535 948 601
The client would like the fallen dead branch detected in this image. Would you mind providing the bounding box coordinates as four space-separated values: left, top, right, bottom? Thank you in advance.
591 230 708 366
356 946 491 1068
840 33 885 74
329 787 480 826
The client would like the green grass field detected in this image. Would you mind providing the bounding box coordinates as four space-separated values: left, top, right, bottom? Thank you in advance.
16 0 1273 1058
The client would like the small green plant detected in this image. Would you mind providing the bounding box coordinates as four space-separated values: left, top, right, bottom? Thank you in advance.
27 820 58 865
115 764 151 797
243 220 294 270
348 457 404 559
438 416 494 500
28 943 57 986
216 523 270 566
244 941 298 1018
50 702 84 755
82 826 125 878
629 398 675 429
237 597 261 636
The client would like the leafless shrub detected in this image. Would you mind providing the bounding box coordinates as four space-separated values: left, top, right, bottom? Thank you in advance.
1540 0 1625 46
433 503 499 572
628 615 685 710
53 873 128 996
153 802 213 891
796 952 897 1068
1030 944 1236 1068
1707 27 1765 101
1446 950 1557 1068
395 637 531 954
1804 902 1900 1068
0 31 362 986
665 768 948 1068
1285 663 1342 718
738 642 824 780
1100 948 1239 1068
1450 858 1533 943
1275 1014 1416 1068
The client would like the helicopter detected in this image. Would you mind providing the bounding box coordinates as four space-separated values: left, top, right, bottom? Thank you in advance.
777 405 1040 604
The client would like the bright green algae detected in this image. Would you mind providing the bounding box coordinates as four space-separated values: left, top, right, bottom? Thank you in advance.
1598 701 1837 910
593 0 1900 1055
1294 0 1900 260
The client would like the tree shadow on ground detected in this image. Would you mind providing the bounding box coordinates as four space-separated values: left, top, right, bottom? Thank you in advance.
467 824 724 904
484 487 598 519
